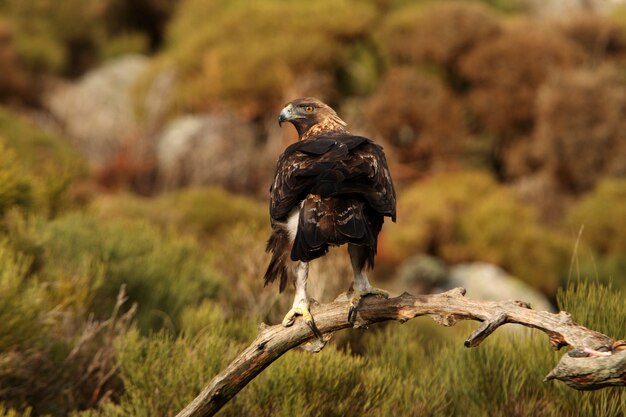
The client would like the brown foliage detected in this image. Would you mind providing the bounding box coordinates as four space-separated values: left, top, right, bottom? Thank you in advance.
558 13 626 62
530 66 626 193
377 2 501 68
0 19 33 105
363 67 466 172
152 0 378 117
459 23 584 137
96 135 157 195
0 287 135 415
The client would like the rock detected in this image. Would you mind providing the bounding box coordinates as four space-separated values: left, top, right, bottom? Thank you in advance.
155 113 259 192
46 54 149 167
522 0 623 16
444 262 554 312
395 254 448 293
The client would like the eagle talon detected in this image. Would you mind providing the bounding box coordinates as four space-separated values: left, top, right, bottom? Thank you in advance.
348 305 358 323
282 306 323 341
306 319 323 342
282 307 306 327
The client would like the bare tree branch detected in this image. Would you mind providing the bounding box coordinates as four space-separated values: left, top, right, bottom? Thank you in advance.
176 288 626 417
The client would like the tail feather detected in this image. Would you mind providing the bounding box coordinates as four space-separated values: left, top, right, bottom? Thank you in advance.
289 195 381 263
264 227 292 292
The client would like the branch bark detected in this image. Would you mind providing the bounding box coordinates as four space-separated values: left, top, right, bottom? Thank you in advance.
176 288 626 417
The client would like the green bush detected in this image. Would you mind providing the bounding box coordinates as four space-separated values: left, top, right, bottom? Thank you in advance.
0 405 35 417
566 179 626 288
223 346 389 417
567 179 626 256
0 239 47 352
361 281 625 417
42 212 221 332
80 281 624 417
91 187 266 238
141 0 378 115
0 0 153 79
0 234 131 416
89 187 273 316
77 303 249 417
0 106 86 216
386 171 572 292
0 141 32 217
0 0 103 76
93 329 232 417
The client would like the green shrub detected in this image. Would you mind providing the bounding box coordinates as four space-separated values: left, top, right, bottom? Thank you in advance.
0 239 47 352
91 187 266 238
362 320 450 416
362 281 625 417
65 279 626 417
558 279 625 338
222 345 389 417
141 0 378 115
0 107 86 216
386 171 572 292
0 0 103 76
0 0 154 79
180 300 256 343
567 179 626 256
566 179 626 288
0 234 131 416
81 302 250 417
0 141 32 217
0 405 35 417
88 187 273 316
93 329 232 417
41 212 221 332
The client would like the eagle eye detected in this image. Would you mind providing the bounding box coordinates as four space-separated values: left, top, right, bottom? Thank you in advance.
305 106 314 113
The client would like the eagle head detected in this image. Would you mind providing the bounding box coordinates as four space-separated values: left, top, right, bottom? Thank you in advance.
279 97 347 140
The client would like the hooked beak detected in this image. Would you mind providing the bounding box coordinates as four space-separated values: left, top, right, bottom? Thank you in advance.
278 104 295 127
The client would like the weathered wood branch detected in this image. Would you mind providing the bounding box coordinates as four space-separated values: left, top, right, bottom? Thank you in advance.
176 288 626 417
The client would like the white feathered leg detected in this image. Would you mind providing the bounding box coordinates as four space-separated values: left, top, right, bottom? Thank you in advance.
281 261 322 340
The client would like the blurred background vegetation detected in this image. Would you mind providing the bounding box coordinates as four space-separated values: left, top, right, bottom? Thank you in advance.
0 0 624 416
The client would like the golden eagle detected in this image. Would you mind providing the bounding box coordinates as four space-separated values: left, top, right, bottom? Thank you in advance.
264 97 396 339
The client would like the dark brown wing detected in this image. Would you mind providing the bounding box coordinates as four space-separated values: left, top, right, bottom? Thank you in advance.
269 133 396 222
342 140 396 222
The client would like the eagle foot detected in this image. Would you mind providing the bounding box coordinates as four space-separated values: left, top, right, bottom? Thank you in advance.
348 287 390 323
282 307 323 342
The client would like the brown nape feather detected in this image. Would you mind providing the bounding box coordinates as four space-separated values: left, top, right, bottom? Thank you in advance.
301 109 348 139
286 97 348 140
